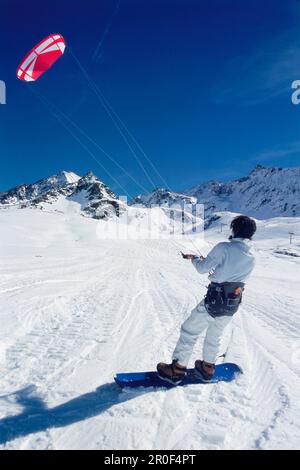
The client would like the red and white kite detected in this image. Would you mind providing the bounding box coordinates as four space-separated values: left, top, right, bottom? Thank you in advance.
17 34 66 82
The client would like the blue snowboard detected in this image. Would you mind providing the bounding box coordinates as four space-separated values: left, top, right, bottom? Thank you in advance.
114 362 242 389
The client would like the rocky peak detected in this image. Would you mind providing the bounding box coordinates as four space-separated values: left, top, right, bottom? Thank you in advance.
0 170 125 220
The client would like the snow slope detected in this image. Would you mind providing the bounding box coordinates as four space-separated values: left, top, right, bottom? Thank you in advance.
0 208 299 450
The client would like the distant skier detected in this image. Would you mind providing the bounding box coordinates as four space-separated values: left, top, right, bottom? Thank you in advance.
157 215 257 384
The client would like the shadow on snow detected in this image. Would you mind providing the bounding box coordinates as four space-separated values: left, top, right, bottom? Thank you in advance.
0 382 157 445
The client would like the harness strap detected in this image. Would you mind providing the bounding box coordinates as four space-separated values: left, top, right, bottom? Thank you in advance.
204 282 245 317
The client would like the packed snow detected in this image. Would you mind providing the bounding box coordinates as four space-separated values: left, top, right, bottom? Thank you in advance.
0 207 299 450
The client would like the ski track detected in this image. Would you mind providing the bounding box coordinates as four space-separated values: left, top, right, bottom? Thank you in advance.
0 212 299 449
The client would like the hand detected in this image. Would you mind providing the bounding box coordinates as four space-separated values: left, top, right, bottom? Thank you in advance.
181 252 196 260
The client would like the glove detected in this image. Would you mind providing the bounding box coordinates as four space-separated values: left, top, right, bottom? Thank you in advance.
181 252 196 260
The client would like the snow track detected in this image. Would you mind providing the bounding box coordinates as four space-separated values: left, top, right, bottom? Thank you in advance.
0 209 299 449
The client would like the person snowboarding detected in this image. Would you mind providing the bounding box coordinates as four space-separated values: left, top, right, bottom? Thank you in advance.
157 215 257 384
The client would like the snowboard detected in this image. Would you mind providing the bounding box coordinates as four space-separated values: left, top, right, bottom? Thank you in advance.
114 362 242 389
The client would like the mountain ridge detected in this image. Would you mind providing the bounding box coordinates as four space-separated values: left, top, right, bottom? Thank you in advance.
0 170 125 220
0 164 299 220
133 165 300 219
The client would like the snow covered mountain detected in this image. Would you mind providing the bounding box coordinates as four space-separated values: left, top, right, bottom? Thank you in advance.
1 165 299 223
0 171 80 207
186 165 300 219
133 165 300 220
131 188 196 207
0 171 125 220
130 189 201 234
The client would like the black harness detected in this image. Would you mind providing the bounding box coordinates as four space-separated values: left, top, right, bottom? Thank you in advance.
204 282 245 318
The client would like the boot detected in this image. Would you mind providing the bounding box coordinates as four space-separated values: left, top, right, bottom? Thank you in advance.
194 360 215 382
157 360 187 385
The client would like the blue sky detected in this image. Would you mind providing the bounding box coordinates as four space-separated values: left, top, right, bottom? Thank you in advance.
1 0 300 197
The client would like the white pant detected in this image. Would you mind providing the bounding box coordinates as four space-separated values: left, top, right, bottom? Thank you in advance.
172 301 233 366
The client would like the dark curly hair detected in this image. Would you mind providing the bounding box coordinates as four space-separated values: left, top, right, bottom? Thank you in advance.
230 215 257 239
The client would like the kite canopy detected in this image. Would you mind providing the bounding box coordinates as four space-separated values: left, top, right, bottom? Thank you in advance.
17 34 66 82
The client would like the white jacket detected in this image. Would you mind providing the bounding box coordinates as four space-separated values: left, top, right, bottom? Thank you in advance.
192 238 255 283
